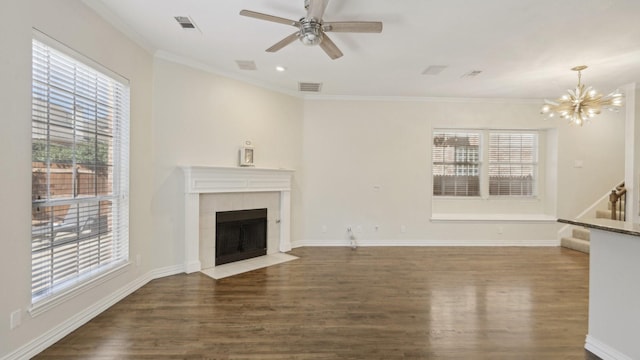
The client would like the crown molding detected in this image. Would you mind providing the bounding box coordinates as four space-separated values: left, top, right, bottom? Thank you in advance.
154 50 302 99
81 0 156 54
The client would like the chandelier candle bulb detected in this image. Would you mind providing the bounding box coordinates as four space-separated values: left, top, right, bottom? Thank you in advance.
540 65 624 126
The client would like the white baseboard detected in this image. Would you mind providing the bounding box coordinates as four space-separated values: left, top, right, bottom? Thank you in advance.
151 264 186 278
557 184 620 243
431 213 557 222
585 335 633 360
557 223 574 241
2 264 183 360
185 260 201 274
292 239 560 248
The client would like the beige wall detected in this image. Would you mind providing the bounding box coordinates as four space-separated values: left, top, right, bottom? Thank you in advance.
150 58 304 269
0 0 153 357
0 0 628 357
0 0 32 355
299 98 624 245
555 107 627 217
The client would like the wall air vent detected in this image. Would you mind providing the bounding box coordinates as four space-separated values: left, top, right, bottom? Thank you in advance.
298 82 323 92
461 70 483 78
422 65 448 75
235 60 257 71
174 16 197 29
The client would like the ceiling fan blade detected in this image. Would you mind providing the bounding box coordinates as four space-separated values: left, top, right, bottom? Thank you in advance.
319 34 343 60
323 21 383 33
307 0 329 20
266 32 300 53
240 10 299 27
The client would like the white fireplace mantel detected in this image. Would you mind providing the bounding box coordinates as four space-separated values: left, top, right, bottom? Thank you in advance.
182 166 294 273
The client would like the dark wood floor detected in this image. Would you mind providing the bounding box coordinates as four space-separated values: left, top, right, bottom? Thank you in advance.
35 247 597 359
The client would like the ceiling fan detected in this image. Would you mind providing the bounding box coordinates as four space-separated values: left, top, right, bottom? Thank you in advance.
239 0 383 60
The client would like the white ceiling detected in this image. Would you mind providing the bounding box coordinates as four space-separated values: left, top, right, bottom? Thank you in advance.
84 0 640 99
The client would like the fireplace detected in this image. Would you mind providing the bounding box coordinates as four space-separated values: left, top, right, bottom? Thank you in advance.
216 208 267 265
182 166 293 273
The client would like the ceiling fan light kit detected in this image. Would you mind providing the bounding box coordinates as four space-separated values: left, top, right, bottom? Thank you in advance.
240 0 383 59
541 65 624 126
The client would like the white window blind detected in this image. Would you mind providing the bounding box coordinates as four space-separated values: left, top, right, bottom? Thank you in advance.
31 36 129 303
488 132 537 196
432 131 481 196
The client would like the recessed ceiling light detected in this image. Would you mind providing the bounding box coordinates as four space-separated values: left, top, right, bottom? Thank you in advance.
275 66 286 72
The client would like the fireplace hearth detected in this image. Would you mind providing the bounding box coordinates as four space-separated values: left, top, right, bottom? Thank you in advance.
216 208 267 266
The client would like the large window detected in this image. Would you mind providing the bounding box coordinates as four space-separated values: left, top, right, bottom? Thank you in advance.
31 35 129 303
432 131 481 196
488 132 537 196
432 129 538 197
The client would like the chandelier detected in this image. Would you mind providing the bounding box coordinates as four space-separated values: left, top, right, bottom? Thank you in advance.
540 65 624 126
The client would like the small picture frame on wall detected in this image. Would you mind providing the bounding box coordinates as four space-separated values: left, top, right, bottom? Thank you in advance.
239 140 254 167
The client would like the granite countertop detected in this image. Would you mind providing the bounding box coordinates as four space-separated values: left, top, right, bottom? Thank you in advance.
558 218 640 237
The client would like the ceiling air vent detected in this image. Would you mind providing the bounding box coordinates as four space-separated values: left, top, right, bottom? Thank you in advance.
461 70 483 78
422 65 447 75
298 82 323 92
235 60 257 71
174 16 197 29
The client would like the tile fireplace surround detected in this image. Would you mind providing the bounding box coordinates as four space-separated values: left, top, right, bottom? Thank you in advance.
182 166 294 273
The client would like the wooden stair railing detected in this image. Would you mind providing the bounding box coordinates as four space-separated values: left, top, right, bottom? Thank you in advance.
609 182 626 221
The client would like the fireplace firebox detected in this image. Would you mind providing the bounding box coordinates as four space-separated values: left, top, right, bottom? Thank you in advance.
215 208 267 266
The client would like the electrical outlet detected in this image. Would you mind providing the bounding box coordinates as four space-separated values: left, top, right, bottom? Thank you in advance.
10 309 21 330
321 225 327 233
400 225 407 233
356 225 363 234
498 226 504 235
374 225 380 231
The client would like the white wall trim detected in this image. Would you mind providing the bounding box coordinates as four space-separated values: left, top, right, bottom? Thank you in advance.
154 51 301 99
29 261 130 317
431 213 556 222
303 94 543 104
1 265 183 360
149 264 186 279
80 0 156 54
556 180 623 240
585 334 633 360
153 50 543 105
623 83 638 224
574 185 620 220
292 239 560 248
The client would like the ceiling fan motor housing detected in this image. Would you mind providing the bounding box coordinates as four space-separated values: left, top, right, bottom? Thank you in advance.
299 18 323 46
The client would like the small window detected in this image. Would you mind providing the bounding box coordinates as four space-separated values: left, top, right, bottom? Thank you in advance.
488 132 537 196
432 131 481 196
31 35 130 303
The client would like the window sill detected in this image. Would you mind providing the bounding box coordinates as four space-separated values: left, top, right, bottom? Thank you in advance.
433 196 540 201
431 213 557 222
29 261 130 317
